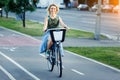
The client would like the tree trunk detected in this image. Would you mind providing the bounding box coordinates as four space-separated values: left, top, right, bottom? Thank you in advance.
6 12 8 18
22 9 25 28
5 11 8 18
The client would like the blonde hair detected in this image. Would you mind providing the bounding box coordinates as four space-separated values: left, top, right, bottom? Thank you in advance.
47 4 59 14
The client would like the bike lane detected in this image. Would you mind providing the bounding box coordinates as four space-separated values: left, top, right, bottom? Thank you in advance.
0 27 120 80
0 27 41 80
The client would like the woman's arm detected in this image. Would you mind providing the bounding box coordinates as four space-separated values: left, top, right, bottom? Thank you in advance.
59 17 70 29
43 16 48 32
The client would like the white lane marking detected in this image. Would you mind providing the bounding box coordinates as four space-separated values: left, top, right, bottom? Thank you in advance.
66 50 120 73
71 69 85 76
0 51 40 80
2 47 17 52
0 65 16 80
10 47 16 52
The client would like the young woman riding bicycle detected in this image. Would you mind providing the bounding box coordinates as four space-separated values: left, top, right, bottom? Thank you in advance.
40 4 70 55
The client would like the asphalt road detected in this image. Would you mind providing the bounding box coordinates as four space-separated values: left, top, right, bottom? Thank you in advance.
0 27 120 80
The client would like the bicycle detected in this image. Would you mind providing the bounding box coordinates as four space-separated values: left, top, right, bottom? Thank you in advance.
45 28 66 77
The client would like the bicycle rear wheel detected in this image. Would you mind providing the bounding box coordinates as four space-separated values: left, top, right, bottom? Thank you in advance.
46 50 55 71
56 48 62 77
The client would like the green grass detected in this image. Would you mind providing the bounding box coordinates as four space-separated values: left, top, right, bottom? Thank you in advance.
0 17 106 39
64 47 120 69
0 17 43 36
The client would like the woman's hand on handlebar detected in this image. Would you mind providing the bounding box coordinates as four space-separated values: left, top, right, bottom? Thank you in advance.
44 29 47 32
43 28 47 32
64 26 70 30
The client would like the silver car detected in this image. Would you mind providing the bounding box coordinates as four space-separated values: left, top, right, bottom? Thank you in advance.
77 4 89 11
91 4 98 12
58 3 66 9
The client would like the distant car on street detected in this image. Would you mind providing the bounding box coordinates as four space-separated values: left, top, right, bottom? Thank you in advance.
112 5 120 13
37 2 65 9
102 4 113 13
36 1 48 8
37 4 48 8
58 3 66 9
91 4 98 12
77 4 89 11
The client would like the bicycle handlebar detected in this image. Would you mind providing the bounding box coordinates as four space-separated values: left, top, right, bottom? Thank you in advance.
46 28 66 32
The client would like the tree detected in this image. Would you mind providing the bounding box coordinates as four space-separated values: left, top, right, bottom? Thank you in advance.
8 0 36 27
0 0 9 17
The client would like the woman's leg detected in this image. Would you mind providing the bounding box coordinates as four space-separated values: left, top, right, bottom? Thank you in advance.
47 36 53 50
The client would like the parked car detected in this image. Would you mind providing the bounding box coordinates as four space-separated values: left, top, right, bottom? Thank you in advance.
91 4 98 12
58 3 66 9
113 5 120 13
77 4 89 11
102 4 113 13
36 1 48 8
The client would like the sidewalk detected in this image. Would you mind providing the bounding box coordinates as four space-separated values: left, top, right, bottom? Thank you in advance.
0 27 40 46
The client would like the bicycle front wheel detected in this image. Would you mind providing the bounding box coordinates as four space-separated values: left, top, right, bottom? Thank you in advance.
56 48 62 77
46 50 55 71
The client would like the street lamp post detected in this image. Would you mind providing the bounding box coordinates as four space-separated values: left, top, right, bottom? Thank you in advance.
22 6 25 27
94 0 102 40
